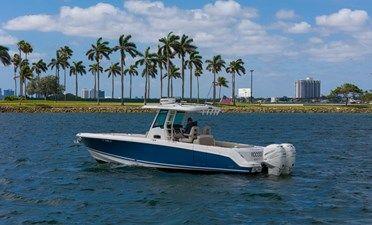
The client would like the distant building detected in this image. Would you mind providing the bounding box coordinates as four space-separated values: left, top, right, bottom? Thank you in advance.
238 88 251 98
295 77 321 99
89 89 105 99
271 97 277 103
81 88 89 99
3 89 14 97
89 89 96 99
0 88 3 100
98 90 105 99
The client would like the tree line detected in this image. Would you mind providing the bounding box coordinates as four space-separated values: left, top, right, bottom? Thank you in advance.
0 32 247 105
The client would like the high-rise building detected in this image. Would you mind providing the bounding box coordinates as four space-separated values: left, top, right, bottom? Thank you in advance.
98 90 105 99
89 89 105 99
81 88 89 99
295 77 321 99
89 89 96 99
3 89 15 97
0 88 3 100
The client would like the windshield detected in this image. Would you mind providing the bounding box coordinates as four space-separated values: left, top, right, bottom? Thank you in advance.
152 110 168 128
173 111 185 126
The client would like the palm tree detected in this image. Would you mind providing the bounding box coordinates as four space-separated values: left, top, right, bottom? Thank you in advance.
11 54 21 96
216 76 229 99
16 40 33 95
48 51 65 83
17 40 33 60
226 59 246 105
155 47 167 98
86 37 111 104
135 47 157 104
58 46 73 91
206 55 226 104
113 34 139 105
31 59 47 78
105 63 121 99
194 67 203 103
21 42 33 60
124 64 138 99
69 61 86 98
31 59 48 98
165 65 181 97
19 60 33 97
177 34 196 99
185 51 202 100
159 32 180 97
0 45 11 66
88 63 103 99
17 40 26 59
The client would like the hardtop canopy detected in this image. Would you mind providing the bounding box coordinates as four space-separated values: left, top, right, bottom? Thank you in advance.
142 101 221 115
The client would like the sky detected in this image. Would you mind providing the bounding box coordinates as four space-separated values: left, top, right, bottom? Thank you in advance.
0 0 371 98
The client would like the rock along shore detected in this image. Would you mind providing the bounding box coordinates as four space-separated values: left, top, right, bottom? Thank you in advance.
0 105 371 113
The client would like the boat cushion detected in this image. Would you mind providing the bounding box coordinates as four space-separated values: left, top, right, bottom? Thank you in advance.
194 135 215 146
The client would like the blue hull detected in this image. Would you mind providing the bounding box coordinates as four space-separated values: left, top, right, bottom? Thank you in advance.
81 137 253 173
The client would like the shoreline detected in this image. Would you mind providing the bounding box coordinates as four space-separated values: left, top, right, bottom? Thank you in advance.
1 104 371 113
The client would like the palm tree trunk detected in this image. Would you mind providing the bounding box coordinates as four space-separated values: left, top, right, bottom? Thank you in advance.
197 76 200 103
232 72 236 106
171 78 173 97
93 72 97 100
75 74 78 98
64 69 66 91
120 55 124 105
189 65 193 101
219 86 221 99
147 77 151 99
112 75 114 99
20 78 23 96
167 57 170 97
160 67 163 98
129 74 132 99
14 67 17 96
181 56 185 99
144 71 148 105
213 72 216 104
64 69 67 101
57 67 60 85
97 60 100 105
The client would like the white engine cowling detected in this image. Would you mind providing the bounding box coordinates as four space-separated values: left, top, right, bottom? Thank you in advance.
263 144 286 176
281 143 296 175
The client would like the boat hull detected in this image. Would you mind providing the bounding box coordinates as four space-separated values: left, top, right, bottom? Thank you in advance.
80 136 260 173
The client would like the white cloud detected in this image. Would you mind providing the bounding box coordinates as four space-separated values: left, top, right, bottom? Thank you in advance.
3 0 284 57
276 9 296 20
308 37 323 44
307 41 368 62
287 22 311 33
0 29 17 45
4 15 56 32
271 21 311 34
316 8 368 31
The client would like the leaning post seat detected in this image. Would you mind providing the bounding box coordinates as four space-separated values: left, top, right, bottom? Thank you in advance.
193 135 215 146
180 126 198 143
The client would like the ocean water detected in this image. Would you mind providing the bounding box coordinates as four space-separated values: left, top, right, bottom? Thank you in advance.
0 113 371 224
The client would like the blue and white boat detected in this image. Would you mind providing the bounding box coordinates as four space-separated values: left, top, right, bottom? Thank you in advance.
76 99 296 176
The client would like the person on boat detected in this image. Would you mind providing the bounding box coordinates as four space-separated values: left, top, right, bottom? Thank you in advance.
184 117 197 134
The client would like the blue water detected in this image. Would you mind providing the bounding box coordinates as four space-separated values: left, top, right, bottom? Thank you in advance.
0 113 371 224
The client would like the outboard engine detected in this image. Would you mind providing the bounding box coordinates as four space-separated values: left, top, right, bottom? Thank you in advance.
263 144 286 176
281 143 296 175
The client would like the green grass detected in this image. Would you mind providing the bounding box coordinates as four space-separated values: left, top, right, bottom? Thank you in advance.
0 100 144 108
0 100 370 112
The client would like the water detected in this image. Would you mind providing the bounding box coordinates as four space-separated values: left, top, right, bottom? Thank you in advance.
0 113 371 224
